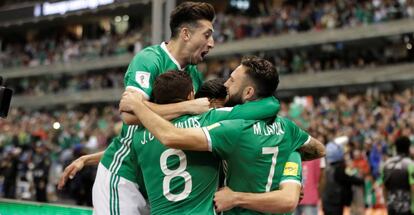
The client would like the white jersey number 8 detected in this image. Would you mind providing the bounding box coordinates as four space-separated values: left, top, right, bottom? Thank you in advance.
160 149 192 201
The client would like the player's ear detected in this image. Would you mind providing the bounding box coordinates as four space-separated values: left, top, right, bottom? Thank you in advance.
187 90 195 100
243 86 255 101
181 27 192 41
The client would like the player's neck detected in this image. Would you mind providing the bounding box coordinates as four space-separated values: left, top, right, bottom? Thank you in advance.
166 40 188 68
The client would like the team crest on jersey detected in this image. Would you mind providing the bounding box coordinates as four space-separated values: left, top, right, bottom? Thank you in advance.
135 71 150 88
283 162 299 176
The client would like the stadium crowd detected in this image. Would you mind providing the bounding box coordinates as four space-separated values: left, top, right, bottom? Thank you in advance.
213 0 414 43
0 29 149 69
202 37 414 80
0 106 120 204
0 86 413 209
6 36 414 96
1 0 414 69
7 69 124 96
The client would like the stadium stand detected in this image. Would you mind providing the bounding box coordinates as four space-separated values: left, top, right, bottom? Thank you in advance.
0 0 413 213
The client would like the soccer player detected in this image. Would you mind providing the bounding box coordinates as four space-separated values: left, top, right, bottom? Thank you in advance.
121 56 325 214
58 2 216 215
195 78 227 108
128 70 280 214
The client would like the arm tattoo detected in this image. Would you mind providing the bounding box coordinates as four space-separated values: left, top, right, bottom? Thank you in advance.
297 141 325 161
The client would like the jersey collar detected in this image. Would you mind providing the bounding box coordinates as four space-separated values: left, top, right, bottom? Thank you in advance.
161 42 184 71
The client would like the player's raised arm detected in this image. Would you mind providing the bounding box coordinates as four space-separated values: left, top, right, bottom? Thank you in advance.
122 89 210 151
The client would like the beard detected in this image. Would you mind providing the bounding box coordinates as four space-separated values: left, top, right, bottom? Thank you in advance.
224 92 244 107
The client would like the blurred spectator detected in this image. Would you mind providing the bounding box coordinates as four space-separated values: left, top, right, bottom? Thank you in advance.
0 147 20 198
32 141 51 202
295 158 326 215
381 136 414 215
322 140 364 215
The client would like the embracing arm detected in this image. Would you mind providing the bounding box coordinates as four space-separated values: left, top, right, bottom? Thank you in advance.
121 100 210 125
125 92 210 151
120 88 210 125
297 137 326 161
214 183 301 213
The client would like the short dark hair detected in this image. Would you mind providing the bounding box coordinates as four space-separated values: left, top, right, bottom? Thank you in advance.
195 78 226 99
152 71 193 104
395 136 411 155
170 2 215 38
241 56 279 98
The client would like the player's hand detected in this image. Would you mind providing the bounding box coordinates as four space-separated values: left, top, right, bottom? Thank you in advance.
185 98 210 114
57 157 85 190
214 186 238 212
119 88 145 113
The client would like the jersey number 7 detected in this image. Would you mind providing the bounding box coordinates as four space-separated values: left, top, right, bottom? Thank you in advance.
262 147 279 192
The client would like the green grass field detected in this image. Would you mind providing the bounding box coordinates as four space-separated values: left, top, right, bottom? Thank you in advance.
0 198 92 215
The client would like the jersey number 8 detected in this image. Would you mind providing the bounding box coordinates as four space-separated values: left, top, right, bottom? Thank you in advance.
160 149 192 201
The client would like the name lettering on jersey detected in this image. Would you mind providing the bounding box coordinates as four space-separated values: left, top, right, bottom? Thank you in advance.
135 71 150 88
141 130 155 145
141 117 201 144
253 122 285 136
174 117 201 128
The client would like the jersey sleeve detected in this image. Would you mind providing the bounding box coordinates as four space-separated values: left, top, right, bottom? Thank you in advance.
283 117 311 151
201 119 244 159
124 51 161 99
226 96 280 120
203 97 281 123
279 152 302 186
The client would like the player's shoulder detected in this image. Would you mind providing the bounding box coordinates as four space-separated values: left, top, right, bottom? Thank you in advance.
132 45 163 63
222 118 259 130
288 151 302 162
204 118 245 131
274 115 298 127
274 115 290 122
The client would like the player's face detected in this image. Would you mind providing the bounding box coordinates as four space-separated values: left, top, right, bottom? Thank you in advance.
187 20 214 65
224 65 248 107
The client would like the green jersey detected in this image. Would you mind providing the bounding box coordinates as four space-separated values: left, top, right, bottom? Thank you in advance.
276 152 302 215
131 97 281 215
279 152 302 190
203 117 310 215
101 42 203 184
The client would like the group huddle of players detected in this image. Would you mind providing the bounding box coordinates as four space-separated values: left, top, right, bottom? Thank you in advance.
58 2 325 215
